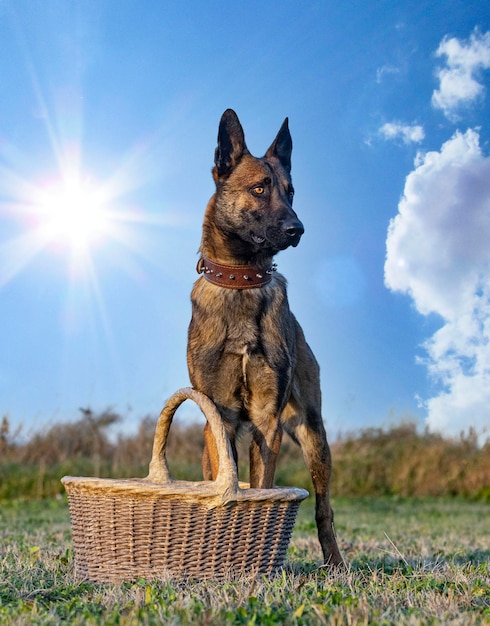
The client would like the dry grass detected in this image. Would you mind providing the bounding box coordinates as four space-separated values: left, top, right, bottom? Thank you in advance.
0 497 488 625
1 413 489 502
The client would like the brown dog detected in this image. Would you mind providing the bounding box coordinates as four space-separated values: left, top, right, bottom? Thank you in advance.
187 109 343 565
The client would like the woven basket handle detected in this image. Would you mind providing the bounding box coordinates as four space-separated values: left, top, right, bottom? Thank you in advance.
147 387 239 498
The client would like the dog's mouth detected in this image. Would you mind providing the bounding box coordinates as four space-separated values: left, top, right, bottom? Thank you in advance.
250 230 303 249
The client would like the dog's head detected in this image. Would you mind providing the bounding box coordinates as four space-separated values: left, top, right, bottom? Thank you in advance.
210 109 304 257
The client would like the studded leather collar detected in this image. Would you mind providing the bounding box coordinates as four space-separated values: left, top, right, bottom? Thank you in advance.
196 256 277 289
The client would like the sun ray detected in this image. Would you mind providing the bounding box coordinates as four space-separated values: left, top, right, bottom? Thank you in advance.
64 243 123 381
0 226 53 288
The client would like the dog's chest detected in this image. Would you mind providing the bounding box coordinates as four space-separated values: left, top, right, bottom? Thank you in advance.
191 275 290 359
222 292 265 354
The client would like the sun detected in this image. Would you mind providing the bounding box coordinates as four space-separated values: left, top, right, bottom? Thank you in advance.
0 143 179 290
37 177 110 251
0 170 121 288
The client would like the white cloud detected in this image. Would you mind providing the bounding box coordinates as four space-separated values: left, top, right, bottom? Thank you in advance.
379 122 425 144
376 64 400 84
432 29 490 119
385 129 490 441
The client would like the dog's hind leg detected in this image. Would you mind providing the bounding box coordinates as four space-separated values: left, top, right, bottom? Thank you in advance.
296 417 342 566
282 397 344 566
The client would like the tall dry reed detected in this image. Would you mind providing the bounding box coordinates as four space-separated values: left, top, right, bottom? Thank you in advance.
1 412 488 501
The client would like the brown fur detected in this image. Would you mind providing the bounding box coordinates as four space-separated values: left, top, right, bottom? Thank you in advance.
187 109 343 565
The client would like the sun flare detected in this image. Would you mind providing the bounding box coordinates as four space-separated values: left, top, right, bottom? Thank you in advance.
37 177 110 250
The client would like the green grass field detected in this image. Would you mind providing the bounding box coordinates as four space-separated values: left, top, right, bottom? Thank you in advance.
1 496 488 625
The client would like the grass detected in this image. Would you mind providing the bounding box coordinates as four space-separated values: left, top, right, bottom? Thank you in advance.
0 496 489 625
3 414 489 501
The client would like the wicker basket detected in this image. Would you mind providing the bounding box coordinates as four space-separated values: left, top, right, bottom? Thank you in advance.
62 387 308 582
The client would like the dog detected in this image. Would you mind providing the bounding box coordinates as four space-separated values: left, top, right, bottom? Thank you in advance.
187 109 343 566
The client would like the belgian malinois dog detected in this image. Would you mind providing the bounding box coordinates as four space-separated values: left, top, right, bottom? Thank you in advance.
187 109 343 566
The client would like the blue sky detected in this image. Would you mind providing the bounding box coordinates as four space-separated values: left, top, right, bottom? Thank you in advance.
1 1 490 442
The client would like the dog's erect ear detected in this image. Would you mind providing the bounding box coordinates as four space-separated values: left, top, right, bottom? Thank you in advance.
214 109 249 178
265 118 292 173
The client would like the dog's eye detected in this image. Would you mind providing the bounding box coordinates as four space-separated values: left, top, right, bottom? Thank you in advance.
253 186 265 195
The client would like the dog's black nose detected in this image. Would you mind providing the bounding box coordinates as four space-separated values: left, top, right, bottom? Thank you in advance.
284 220 304 238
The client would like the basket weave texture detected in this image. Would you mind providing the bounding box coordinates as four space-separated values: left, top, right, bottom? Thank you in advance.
62 388 308 582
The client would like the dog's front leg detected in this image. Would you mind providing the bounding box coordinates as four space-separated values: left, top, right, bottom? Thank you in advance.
202 420 239 481
202 421 219 480
249 419 283 488
245 353 288 489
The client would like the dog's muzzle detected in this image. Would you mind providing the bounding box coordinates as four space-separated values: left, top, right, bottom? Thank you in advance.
283 218 304 247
